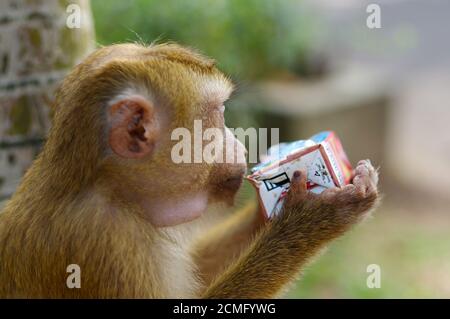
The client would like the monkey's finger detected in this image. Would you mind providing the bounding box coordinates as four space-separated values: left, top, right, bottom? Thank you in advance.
353 175 369 196
355 160 370 176
351 159 370 183
355 160 380 194
285 170 308 205
290 170 307 193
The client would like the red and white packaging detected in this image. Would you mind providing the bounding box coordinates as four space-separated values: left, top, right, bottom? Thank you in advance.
246 131 353 219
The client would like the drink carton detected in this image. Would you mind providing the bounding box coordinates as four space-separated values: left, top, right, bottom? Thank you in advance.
246 131 353 219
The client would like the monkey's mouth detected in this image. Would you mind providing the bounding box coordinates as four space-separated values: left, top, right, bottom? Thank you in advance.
222 175 244 192
209 171 245 206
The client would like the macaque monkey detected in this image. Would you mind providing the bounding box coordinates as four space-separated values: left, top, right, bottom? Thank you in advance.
0 43 379 298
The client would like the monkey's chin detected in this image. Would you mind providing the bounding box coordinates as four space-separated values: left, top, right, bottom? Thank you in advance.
143 192 209 228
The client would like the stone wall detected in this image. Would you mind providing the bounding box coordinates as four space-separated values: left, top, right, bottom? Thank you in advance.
0 0 95 199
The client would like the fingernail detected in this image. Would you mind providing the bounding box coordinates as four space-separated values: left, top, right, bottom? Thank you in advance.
293 171 301 179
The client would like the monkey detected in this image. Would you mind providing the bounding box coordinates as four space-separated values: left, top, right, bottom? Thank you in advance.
0 43 379 298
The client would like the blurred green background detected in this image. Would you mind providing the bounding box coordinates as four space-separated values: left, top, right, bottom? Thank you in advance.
92 0 321 80
92 0 450 298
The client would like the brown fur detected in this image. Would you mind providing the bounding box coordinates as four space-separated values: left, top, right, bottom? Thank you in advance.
0 43 379 298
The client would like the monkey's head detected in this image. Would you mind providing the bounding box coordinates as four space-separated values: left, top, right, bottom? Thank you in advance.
48 43 247 227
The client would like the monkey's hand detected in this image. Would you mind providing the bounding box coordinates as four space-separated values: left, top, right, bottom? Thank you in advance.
202 159 379 298
281 159 379 239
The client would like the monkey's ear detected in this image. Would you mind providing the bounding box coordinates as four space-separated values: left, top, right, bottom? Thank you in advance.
108 95 159 159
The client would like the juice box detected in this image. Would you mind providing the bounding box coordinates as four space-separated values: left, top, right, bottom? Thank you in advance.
246 131 353 219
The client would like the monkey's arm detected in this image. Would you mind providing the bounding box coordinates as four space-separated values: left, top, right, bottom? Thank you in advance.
192 201 265 287
202 160 379 298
